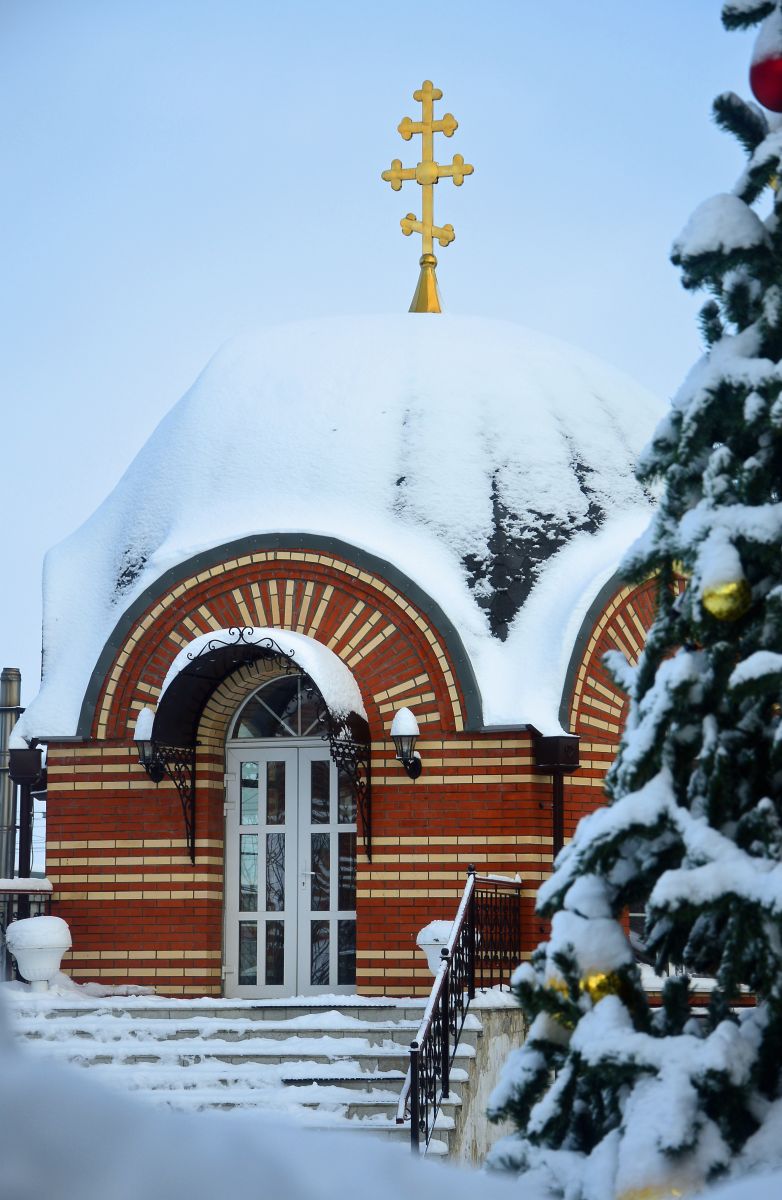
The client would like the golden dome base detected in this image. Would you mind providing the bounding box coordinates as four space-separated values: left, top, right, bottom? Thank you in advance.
409 254 442 313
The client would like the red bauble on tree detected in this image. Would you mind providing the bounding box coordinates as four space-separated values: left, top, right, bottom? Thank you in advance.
751 54 782 111
751 11 782 112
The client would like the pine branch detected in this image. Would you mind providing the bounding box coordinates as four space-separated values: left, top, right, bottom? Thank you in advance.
713 92 769 154
699 299 724 346
722 0 776 30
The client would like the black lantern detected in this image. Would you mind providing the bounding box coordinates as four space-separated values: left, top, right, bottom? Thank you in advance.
133 708 165 783
390 707 422 780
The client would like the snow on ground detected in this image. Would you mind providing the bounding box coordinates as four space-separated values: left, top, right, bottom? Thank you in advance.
0 988 523 1200
1 976 427 1007
1 988 780 1199
3 971 155 998
12 315 664 744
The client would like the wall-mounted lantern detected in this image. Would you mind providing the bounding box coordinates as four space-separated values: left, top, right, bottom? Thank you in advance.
390 707 422 780
133 707 166 783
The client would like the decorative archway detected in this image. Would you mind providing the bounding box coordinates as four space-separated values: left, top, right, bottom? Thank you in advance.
81 534 482 745
135 628 371 863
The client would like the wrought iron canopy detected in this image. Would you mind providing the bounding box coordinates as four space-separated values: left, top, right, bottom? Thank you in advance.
140 629 372 862
153 630 300 747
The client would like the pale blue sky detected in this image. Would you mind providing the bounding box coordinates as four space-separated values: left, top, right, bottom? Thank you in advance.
0 1 756 703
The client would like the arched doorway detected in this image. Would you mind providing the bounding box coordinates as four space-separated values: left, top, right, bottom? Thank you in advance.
223 672 357 998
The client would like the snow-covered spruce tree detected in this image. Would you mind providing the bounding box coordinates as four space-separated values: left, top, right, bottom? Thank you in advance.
487 6 782 1199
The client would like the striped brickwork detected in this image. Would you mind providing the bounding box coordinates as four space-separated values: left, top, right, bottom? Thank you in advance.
45 548 470 995
565 576 672 838
96 549 464 741
358 732 553 993
44 546 660 996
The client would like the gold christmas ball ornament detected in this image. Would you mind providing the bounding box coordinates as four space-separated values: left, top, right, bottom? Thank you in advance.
579 970 623 1003
701 578 752 621
546 975 569 999
616 1188 684 1200
544 975 577 1028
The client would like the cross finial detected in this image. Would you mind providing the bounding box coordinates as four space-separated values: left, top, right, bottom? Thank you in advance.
381 80 474 313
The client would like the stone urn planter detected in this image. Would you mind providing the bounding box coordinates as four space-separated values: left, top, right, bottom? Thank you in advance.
416 920 454 976
6 916 72 992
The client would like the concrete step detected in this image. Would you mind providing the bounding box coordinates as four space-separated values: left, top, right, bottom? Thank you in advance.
6 994 491 1160
281 1065 470 1090
21 1042 475 1076
118 1084 461 1122
12 1011 482 1050
9 999 431 1024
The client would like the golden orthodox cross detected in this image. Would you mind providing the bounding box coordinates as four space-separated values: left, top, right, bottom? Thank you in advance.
381 80 473 312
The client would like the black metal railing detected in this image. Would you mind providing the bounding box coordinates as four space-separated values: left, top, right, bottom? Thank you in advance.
396 867 523 1152
472 873 523 992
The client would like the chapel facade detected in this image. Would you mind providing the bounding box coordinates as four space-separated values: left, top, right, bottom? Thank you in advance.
14 315 667 997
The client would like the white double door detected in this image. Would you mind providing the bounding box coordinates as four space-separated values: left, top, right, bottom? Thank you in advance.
224 742 357 997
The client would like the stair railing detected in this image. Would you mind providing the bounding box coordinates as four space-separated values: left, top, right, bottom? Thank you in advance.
395 866 523 1152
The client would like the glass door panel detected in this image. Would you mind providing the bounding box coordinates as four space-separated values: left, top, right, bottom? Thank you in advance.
225 746 298 998
297 749 357 993
225 741 357 997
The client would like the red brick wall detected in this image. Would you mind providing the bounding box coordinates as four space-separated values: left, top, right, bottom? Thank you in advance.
45 548 657 996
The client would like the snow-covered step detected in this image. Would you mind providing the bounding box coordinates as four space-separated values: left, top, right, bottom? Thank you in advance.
21 1044 475 1078
117 1085 461 1122
6 995 484 1159
9 997 432 1023
11 1011 481 1050
282 1064 470 1091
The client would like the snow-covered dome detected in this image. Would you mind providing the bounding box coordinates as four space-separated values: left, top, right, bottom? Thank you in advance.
18 314 667 742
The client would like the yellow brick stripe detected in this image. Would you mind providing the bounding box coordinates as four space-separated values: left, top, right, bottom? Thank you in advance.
47 838 222 851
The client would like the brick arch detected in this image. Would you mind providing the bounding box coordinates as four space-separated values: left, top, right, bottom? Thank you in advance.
197 658 309 752
560 574 683 838
565 574 689 744
568 578 658 744
92 544 471 746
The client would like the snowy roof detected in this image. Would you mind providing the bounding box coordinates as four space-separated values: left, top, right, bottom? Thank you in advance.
15 315 666 744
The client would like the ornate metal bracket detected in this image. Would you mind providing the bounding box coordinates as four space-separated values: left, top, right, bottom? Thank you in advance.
326 715 372 862
185 628 298 673
138 743 197 864
309 690 372 861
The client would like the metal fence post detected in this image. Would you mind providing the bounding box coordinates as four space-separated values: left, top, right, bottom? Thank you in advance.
467 865 476 999
0 668 22 881
0 668 22 982
16 779 32 920
409 1041 420 1153
441 949 450 1100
